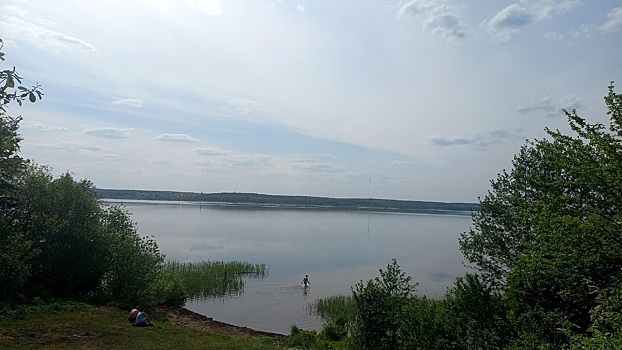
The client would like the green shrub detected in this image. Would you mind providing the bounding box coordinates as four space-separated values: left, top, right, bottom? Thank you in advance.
286 325 318 349
442 273 513 349
349 259 417 350
152 275 186 306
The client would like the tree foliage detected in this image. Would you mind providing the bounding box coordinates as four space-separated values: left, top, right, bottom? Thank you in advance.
99 205 164 303
460 82 622 347
569 283 622 348
0 38 163 305
442 273 513 349
18 172 106 297
345 262 513 350
349 259 417 350
0 38 43 299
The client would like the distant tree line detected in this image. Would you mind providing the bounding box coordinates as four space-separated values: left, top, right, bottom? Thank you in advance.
94 189 480 214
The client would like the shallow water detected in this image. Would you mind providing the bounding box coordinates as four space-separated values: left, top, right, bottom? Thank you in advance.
110 200 473 334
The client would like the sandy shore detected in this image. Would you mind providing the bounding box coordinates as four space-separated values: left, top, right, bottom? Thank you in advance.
156 305 285 338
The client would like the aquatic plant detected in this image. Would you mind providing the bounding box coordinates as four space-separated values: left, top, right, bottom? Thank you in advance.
311 294 355 323
310 294 355 342
161 261 269 301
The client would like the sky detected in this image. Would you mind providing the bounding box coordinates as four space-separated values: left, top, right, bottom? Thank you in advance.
1 0 621 202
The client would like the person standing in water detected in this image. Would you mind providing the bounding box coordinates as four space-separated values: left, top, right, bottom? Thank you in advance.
302 274 310 287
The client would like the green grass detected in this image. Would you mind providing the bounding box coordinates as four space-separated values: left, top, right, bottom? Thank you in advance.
0 303 283 350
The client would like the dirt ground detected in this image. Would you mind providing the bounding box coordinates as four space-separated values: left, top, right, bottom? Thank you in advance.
155 305 284 339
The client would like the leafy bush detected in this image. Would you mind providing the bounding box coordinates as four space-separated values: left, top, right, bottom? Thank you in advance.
569 283 622 349
285 325 319 349
442 273 513 349
151 275 186 306
349 259 417 350
402 296 448 349
98 205 164 304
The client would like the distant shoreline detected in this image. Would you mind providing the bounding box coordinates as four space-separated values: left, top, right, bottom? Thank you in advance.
96 189 480 215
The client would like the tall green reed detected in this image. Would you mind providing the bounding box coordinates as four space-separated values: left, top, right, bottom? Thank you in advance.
310 294 355 323
161 261 269 300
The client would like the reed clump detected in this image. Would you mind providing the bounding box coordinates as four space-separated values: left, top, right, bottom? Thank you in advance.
309 295 355 342
311 294 355 322
161 261 269 301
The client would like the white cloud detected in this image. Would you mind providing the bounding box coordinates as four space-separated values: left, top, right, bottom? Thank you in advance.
290 154 340 175
185 0 222 15
398 0 436 17
52 142 106 153
20 121 68 132
487 0 581 43
84 127 132 139
0 5 97 53
542 6 622 43
196 153 273 171
598 7 622 34
518 94 583 117
155 133 200 143
488 3 533 30
428 135 471 147
227 99 259 116
226 154 273 170
424 13 467 40
289 154 335 164
543 29 593 43
112 98 144 108
429 128 524 149
297 4 306 12
397 0 468 41
390 160 415 166
195 147 233 156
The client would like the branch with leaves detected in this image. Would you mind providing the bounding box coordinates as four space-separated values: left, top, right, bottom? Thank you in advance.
0 39 43 111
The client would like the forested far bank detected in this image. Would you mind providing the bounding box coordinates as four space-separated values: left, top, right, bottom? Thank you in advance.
95 189 480 214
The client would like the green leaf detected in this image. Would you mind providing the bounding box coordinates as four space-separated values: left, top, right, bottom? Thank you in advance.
29 92 36 102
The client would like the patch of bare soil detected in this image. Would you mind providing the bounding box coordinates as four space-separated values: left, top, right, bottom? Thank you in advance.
156 305 284 339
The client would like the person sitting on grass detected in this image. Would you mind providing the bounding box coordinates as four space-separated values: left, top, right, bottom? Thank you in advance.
132 307 152 327
128 306 140 324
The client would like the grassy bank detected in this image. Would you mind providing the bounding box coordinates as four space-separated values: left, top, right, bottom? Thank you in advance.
0 302 283 350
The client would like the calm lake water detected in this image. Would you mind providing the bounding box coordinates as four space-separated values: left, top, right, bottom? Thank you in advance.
107 200 474 334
